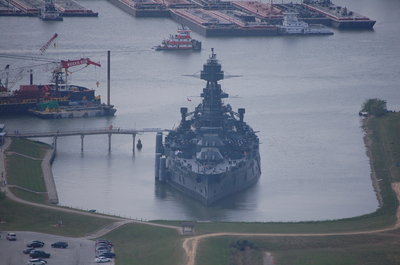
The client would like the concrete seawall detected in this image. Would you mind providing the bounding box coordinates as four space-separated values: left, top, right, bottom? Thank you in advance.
41 146 59 204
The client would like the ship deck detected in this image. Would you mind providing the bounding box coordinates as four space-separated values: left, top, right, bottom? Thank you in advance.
232 1 282 20
303 2 371 21
2 0 97 16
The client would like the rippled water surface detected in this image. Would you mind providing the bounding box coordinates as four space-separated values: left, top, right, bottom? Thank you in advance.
1 0 400 221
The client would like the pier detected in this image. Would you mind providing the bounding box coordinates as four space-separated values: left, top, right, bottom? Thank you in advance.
0 0 98 17
6 127 166 153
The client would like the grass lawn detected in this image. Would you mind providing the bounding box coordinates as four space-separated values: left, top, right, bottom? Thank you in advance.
98 223 184 265
0 198 114 237
8 138 48 159
9 187 47 203
6 154 46 192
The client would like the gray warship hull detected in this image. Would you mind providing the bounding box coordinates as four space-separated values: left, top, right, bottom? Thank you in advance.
165 151 261 205
155 49 261 205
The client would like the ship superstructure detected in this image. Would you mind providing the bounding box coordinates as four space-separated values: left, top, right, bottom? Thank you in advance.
155 49 261 205
155 26 201 51
279 12 333 35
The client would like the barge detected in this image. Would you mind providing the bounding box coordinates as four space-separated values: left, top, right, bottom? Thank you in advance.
170 8 277 37
302 0 375 29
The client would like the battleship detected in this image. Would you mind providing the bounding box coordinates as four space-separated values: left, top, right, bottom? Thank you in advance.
155 49 261 205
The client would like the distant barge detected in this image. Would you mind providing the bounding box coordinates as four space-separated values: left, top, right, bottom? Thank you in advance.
0 0 98 17
29 104 116 119
107 0 375 36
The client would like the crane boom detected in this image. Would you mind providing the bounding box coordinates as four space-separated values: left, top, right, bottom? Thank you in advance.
40 33 58 54
60 58 101 69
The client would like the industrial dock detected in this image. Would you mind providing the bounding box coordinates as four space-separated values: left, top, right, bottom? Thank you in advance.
107 0 375 36
1 0 375 35
0 0 98 17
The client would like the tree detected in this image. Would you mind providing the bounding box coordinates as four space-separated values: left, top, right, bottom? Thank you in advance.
361 98 387 117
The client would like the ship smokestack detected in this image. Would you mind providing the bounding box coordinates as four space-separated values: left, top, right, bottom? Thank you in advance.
180 107 188 122
238 108 245 122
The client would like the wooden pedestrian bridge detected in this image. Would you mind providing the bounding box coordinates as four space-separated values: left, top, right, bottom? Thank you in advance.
5 127 168 152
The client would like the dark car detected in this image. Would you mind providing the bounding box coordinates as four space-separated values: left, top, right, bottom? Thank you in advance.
23 248 35 254
27 241 45 248
99 252 116 258
29 250 50 258
51 241 68 248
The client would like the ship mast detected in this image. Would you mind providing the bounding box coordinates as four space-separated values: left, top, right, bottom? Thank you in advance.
199 48 227 127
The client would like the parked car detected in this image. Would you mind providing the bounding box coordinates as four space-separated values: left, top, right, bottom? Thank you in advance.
96 245 111 252
27 241 44 248
94 257 111 263
29 250 50 258
99 252 116 258
6 232 16 241
27 258 47 265
96 240 113 246
23 248 35 254
51 241 68 248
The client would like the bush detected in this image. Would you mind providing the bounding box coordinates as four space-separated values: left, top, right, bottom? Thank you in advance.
361 98 387 117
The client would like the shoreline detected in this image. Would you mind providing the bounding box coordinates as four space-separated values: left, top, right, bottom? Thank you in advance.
41 145 58 204
362 117 384 207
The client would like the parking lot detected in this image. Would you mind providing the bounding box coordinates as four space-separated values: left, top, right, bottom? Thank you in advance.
0 231 101 265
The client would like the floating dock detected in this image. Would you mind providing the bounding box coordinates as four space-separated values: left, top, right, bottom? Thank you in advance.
0 0 98 17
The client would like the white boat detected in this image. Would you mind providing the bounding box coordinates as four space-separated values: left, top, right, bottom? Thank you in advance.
279 12 333 35
155 26 201 51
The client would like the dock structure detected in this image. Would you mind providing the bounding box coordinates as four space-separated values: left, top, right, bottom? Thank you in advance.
54 0 98 17
6 127 165 153
0 0 98 17
105 0 375 36
107 0 169 17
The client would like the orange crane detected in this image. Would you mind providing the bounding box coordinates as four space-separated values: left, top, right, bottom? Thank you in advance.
40 33 58 54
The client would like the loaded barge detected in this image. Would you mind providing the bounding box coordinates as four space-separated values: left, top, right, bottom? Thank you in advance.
108 0 375 36
0 0 98 17
302 0 375 29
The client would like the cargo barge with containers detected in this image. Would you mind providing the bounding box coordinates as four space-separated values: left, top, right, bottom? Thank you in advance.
155 50 261 205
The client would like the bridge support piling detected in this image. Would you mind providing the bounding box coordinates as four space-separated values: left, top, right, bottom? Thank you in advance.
80 135 84 152
108 133 112 153
53 136 57 152
132 134 136 153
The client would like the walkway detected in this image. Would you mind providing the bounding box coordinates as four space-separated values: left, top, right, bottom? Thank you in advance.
6 127 165 138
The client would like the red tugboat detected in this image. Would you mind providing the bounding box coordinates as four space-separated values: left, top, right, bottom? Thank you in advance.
155 26 201 51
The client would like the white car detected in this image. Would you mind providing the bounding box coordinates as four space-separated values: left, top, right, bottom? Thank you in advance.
94 257 111 263
27 259 47 265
